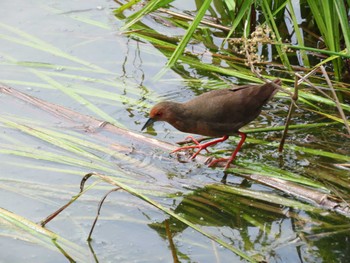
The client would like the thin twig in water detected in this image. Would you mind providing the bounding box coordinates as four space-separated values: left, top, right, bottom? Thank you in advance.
320 66 350 135
295 72 333 100
88 187 122 241
40 180 100 227
80 173 95 192
40 198 76 227
165 220 180 263
87 240 99 263
297 66 319 84
279 76 299 152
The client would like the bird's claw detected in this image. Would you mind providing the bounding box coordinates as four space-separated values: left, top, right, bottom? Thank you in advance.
177 136 211 154
171 145 205 160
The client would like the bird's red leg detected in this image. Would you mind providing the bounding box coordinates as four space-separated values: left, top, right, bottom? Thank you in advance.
208 132 247 170
182 136 210 153
171 136 228 159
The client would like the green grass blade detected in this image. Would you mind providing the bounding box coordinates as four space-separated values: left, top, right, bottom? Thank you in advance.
44 6 112 29
261 0 292 70
120 0 173 31
262 43 350 58
114 0 142 14
300 92 350 112
31 71 121 126
0 208 87 262
208 184 320 211
165 0 213 69
334 0 350 54
222 0 254 44
243 121 338 133
286 0 310 67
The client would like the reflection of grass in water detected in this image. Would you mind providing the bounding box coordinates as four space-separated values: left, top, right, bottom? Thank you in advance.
0 21 112 73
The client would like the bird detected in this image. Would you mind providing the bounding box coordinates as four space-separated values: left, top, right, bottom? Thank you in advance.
142 79 281 170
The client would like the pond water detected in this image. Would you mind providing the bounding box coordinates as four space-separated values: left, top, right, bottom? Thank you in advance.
1 1 349 262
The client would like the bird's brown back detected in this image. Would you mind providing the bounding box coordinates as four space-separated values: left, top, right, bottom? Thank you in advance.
170 80 280 137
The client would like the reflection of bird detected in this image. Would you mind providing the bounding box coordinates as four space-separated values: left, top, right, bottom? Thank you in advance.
142 79 281 169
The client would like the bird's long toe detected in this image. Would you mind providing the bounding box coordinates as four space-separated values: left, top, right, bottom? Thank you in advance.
171 143 210 159
171 144 199 154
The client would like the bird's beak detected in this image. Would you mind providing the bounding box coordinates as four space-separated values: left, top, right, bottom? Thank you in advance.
141 118 155 131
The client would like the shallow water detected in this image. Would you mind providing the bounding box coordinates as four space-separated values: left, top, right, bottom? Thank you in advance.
1 1 349 262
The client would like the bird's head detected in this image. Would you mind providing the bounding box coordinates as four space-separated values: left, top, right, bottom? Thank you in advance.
141 102 178 131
